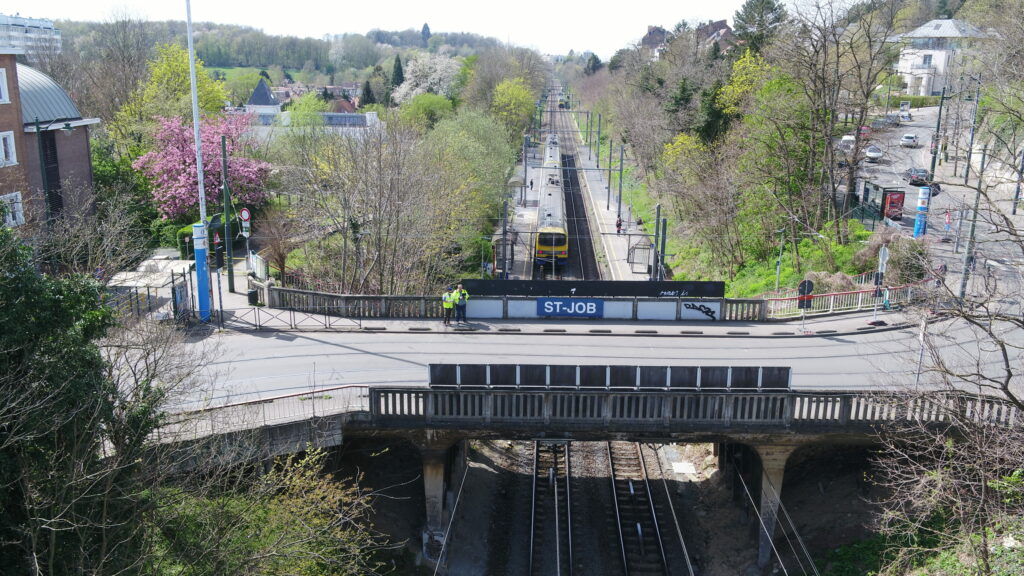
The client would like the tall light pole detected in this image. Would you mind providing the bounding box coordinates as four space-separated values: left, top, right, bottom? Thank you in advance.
186 0 211 322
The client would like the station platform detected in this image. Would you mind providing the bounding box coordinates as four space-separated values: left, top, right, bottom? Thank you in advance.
505 129 651 281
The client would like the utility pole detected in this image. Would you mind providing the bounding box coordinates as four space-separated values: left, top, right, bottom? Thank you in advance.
186 0 211 322
659 217 668 281
959 149 986 299
652 204 661 281
963 81 981 185
616 145 624 219
221 136 235 293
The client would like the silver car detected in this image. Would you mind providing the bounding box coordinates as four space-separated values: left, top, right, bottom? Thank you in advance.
899 134 919 148
864 145 884 162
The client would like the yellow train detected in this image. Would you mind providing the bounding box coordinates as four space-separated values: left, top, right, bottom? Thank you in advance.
535 134 568 268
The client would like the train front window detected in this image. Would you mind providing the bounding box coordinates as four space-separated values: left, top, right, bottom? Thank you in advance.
539 233 566 246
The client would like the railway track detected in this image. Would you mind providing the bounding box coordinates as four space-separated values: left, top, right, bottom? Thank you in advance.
530 441 573 575
607 442 695 576
531 84 600 281
562 154 601 280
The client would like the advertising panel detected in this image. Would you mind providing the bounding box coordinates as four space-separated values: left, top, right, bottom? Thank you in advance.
882 190 905 221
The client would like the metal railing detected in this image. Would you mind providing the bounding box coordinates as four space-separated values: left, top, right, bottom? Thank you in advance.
766 282 925 319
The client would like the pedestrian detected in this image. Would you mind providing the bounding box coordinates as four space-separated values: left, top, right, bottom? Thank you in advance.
616 217 622 234
453 283 469 324
441 286 455 325
529 179 533 190
636 217 643 227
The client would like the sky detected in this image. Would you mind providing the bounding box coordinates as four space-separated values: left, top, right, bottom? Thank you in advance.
5 0 749 61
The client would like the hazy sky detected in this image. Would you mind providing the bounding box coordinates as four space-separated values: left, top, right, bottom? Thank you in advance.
5 0 749 60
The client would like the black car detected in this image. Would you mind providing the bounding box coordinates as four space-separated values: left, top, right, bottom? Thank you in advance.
903 168 930 185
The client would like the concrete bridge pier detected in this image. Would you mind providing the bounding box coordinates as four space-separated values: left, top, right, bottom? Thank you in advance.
753 444 798 569
418 437 466 563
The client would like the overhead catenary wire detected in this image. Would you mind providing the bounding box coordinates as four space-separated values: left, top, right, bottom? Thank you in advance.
432 457 471 576
731 455 792 576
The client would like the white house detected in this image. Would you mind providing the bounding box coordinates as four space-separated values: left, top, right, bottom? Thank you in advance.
895 18 987 97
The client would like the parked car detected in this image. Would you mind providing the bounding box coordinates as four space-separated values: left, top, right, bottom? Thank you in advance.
837 134 856 154
900 134 919 148
903 167 930 185
899 111 913 122
929 182 941 196
859 125 872 138
864 144 884 162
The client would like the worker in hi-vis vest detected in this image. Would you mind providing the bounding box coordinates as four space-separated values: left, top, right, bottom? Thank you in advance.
453 284 469 324
441 287 455 326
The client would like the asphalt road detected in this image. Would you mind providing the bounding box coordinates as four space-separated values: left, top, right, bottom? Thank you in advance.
182 315 1021 410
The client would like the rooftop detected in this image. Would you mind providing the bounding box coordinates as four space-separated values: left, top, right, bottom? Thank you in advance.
17 63 82 125
900 18 986 39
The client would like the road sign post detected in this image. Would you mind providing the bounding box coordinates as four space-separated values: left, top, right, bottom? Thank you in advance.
239 208 252 272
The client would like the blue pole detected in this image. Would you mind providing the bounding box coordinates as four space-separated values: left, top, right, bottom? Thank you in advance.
193 222 211 321
913 186 930 238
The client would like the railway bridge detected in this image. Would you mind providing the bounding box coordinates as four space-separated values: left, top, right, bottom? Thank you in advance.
160 362 1019 568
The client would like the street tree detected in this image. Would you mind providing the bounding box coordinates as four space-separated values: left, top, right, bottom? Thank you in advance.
133 114 271 218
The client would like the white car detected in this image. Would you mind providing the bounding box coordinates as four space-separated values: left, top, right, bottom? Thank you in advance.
864 144 884 162
899 134 919 148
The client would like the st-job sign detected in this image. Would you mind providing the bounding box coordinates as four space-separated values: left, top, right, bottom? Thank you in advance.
537 298 604 318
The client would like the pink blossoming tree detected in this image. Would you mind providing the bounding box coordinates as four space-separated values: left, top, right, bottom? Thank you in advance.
134 115 271 218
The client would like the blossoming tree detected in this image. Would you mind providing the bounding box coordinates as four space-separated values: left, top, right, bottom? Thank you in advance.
134 115 271 218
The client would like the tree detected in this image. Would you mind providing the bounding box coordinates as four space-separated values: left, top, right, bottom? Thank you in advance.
400 93 454 130
584 53 604 76
490 77 535 141
109 43 227 157
392 54 405 87
361 79 376 106
391 53 463 104
421 23 432 47
133 114 271 218
733 0 788 54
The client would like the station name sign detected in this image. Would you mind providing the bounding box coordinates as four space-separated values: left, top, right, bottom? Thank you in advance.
537 298 604 318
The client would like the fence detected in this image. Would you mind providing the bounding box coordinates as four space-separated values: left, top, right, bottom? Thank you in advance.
106 286 157 320
766 281 925 319
266 286 769 322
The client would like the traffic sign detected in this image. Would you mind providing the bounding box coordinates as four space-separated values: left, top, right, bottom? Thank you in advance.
878 245 889 273
239 207 251 222
241 220 251 238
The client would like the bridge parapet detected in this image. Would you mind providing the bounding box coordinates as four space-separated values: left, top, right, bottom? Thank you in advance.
371 388 1019 436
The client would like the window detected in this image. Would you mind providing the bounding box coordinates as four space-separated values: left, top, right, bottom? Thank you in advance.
1 191 25 227
922 54 933 66
0 68 8 103
1 131 16 166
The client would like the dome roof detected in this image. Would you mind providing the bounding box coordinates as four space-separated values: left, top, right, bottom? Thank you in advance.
16 63 82 125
